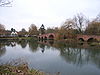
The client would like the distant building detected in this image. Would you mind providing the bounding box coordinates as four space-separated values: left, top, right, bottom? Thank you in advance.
10 28 18 37
39 24 45 35
11 31 18 37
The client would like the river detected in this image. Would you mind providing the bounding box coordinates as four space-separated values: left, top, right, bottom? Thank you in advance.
0 40 100 75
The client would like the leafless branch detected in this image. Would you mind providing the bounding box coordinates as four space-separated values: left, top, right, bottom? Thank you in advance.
0 0 13 7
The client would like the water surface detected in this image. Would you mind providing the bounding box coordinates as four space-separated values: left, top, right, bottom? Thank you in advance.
0 40 100 75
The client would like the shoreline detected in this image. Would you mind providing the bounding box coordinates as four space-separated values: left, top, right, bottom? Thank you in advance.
0 37 100 46
0 64 60 75
0 64 47 75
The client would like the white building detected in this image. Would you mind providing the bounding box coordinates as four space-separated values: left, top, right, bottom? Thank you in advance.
11 31 18 37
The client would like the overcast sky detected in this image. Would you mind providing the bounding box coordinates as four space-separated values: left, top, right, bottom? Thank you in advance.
0 0 100 31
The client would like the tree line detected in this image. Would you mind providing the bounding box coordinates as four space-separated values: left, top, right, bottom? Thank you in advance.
0 13 100 38
45 13 100 40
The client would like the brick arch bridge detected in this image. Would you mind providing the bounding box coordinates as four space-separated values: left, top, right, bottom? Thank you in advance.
77 35 100 42
38 33 100 42
38 33 55 40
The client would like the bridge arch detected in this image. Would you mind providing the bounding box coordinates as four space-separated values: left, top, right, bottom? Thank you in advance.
38 37 41 41
41 37 44 40
87 38 98 42
44 36 47 40
48 34 54 40
78 38 84 42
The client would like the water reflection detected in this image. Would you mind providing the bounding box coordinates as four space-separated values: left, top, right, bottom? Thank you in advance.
60 48 87 67
39 44 45 53
0 44 6 57
29 41 38 52
0 40 100 75
17 40 28 48
38 40 55 53
87 49 100 68
38 40 100 68
10 42 16 47
57 42 100 68
38 40 54 46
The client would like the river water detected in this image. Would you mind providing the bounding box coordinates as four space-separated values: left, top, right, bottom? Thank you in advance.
0 40 100 75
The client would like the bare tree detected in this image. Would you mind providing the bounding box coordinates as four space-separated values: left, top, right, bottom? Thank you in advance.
0 24 5 35
54 19 77 40
21 28 27 32
29 24 39 35
0 23 5 30
62 19 75 30
0 0 13 7
73 13 87 34
85 21 100 35
46 27 55 33
85 13 100 35
18 28 27 37
93 13 100 22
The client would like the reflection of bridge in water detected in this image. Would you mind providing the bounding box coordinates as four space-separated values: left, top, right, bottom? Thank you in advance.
38 40 100 51
38 40 54 46
38 33 100 42
38 40 100 68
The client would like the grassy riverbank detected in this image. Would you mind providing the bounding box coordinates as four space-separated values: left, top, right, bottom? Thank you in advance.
0 64 46 75
0 64 61 75
0 37 38 42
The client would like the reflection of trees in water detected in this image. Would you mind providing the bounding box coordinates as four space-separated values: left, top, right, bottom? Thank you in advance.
17 40 27 48
86 48 100 68
29 41 38 52
53 41 67 51
60 48 88 67
1 41 16 47
53 42 100 68
0 44 6 57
